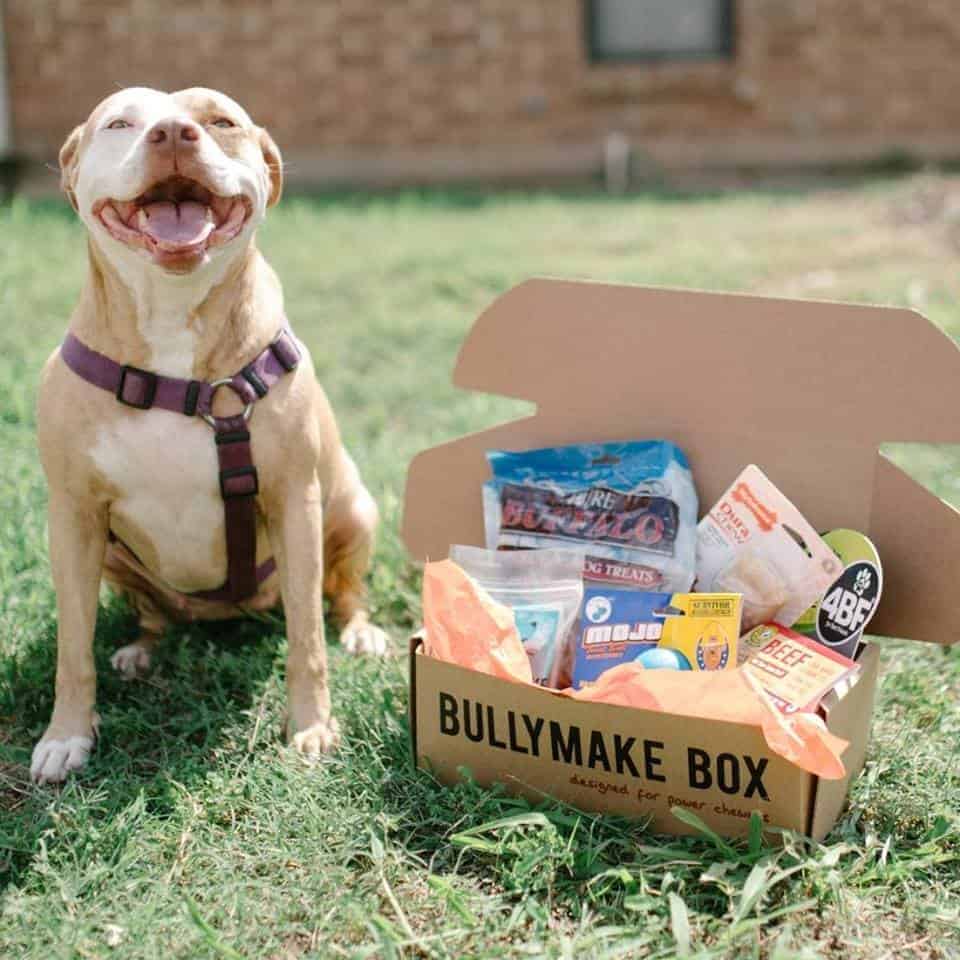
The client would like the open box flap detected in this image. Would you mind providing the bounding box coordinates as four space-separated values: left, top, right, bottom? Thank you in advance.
869 455 960 643
403 279 960 644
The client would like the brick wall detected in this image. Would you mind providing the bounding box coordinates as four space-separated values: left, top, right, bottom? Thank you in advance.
6 0 960 187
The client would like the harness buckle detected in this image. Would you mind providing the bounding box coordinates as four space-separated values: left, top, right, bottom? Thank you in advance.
269 331 300 372
201 378 255 428
116 365 158 410
220 465 259 499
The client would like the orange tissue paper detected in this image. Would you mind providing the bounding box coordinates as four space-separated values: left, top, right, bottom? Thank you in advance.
422 559 533 684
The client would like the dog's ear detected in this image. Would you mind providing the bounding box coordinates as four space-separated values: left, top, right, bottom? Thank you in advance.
258 127 283 208
59 124 85 212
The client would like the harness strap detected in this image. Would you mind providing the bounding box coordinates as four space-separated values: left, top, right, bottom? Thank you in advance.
61 329 301 419
61 327 301 604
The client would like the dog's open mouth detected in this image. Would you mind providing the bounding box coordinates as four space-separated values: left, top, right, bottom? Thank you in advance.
95 176 252 269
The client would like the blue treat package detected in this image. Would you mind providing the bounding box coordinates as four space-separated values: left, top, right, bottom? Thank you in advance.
572 585 673 689
483 440 698 592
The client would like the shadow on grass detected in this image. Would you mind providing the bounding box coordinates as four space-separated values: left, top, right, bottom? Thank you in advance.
0 598 285 894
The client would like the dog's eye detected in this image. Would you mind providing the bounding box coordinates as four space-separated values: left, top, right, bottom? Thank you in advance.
106 119 132 130
211 118 235 129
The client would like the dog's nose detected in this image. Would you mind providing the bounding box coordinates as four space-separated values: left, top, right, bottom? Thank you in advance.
145 119 202 146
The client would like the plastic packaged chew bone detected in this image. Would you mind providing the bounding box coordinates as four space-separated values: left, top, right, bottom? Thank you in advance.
695 465 841 632
449 545 584 687
483 440 698 593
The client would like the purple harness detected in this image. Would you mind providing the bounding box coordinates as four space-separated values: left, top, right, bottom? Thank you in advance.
60 328 301 603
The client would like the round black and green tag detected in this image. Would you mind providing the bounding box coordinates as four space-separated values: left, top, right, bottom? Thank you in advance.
793 529 882 659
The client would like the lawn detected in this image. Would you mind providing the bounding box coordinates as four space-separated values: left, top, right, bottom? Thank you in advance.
1 179 959 959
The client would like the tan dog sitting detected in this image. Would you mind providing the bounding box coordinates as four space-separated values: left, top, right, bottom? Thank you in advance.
32 87 387 784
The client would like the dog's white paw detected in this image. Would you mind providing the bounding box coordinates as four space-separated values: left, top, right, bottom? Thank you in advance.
31 734 95 784
340 615 390 657
290 716 341 757
110 642 153 679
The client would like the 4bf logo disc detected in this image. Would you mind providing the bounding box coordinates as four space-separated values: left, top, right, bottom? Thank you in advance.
817 560 881 654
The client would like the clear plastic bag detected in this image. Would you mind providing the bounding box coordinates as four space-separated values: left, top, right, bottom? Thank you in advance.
449 545 584 688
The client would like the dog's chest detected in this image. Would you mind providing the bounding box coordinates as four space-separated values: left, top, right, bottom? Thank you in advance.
91 412 228 589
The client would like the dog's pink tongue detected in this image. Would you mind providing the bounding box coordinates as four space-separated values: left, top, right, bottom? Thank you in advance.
139 201 213 248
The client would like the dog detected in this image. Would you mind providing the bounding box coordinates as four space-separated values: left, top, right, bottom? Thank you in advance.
31 87 387 784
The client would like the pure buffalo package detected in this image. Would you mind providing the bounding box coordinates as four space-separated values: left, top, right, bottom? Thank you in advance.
483 441 698 592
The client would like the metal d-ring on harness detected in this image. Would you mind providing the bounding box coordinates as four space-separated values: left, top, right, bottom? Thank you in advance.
59 326 302 603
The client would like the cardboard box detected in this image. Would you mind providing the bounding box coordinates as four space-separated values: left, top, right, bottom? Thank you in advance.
402 279 960 839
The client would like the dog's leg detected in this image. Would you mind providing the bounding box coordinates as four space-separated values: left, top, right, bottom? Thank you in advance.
31 494 107 783
111 629 162 680
102 545 168 679
323 457 389 658
267 475 340 756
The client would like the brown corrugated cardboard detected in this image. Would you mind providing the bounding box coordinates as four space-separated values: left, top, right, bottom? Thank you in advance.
402 279 959 838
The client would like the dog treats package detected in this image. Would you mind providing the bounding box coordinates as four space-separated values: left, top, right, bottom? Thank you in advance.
449 545 583 687
695 465 841 632
483 441 698 593
571 586 742 690
792 529 883 659
739 623 861 714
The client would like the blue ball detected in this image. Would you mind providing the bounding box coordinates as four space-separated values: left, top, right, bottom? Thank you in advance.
636 647 692 671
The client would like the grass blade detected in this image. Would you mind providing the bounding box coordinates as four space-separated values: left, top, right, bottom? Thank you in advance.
184 897 245 960
668 892 692 957
670 807 738 858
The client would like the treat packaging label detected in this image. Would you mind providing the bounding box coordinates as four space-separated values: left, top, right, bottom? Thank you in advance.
572 588 742 688
496 482 680 555
514 602 564 686
740 623 861 714
793 529 883 659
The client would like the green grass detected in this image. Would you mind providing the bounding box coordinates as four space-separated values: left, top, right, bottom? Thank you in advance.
1 179 959 958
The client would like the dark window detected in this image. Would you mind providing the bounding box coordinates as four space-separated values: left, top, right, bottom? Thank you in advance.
586 0 735 63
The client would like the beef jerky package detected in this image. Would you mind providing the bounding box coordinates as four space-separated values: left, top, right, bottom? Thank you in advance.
739 622 861 714
482 441 698 593
449 545 584 688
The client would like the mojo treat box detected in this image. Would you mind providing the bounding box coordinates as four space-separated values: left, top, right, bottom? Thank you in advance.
402 279 960 840
572 589 742 688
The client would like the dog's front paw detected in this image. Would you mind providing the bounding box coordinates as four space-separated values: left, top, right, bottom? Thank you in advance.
110 641 153 680
31 719 98 784
340 614 390 657
289 716 341 757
